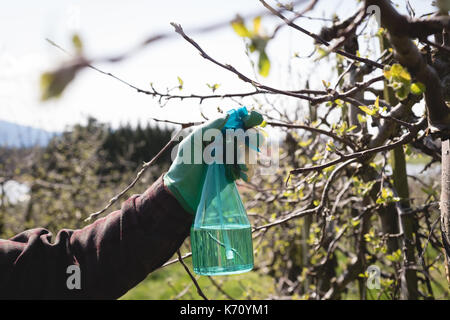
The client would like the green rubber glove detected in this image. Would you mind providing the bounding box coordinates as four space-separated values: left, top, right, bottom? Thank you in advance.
163 111 263 214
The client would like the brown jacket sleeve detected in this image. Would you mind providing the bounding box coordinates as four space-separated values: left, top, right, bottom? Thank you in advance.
0 174 193 299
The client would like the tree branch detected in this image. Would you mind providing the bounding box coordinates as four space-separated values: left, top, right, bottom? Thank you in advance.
260 0 384 69
365 0 450 133
177 250 209 300
84 128 183 222
290 117 426 175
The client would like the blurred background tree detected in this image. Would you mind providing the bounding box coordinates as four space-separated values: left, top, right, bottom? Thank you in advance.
0 118 172 237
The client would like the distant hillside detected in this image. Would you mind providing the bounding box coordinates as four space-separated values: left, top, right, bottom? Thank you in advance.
0 120 58 148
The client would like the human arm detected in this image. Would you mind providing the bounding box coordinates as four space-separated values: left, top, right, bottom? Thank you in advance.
0 174 192 299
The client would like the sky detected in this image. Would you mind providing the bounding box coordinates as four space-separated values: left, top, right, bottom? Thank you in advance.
0 0 436 132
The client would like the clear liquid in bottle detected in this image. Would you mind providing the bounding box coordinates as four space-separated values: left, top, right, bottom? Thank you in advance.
191 224 253 275
190 163 253 276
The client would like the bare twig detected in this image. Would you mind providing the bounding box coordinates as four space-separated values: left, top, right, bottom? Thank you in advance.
84 128 183 222
51 0 312 67
177 250 209 300
171 23 317 102
267 120 357 150
208 276 236 300
290 118 426 175
259 0 384 69
161 252 192 269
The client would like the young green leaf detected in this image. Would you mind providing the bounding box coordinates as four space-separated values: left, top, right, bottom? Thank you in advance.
359 105 377 116
357 114 367 123
206 83 220 92
177 76 184 90
40 62 84 101
299 138 313 147
72 34 83 54
253 16 261 34
258 51 270 77
322 80 330 88
410 82 426 95
374 96 380 110
231 19 251 37
390 64 411 82
395 83 410 100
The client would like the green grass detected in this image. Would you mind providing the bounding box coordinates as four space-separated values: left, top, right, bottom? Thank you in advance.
120 256 275 300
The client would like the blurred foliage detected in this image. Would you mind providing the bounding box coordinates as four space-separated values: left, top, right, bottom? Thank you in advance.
0 118 172 237
232 16 271 77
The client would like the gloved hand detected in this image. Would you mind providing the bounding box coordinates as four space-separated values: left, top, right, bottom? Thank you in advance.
163 109 263 214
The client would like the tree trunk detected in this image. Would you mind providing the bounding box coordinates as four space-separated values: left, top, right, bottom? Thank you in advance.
441 139 450 287
392 146 418 299
379 34 401 253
